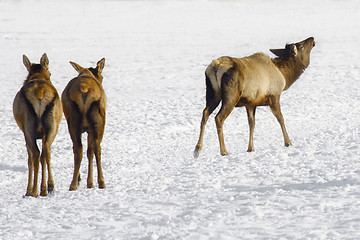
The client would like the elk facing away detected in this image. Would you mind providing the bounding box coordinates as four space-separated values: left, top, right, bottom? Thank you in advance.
194 37 315 157
13 53 62 197
62 58 106 191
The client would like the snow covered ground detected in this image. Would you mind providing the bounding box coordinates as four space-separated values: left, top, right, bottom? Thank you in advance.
1 0 360 239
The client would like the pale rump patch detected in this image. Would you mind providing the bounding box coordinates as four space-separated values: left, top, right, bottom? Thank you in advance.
206 57 235 97
205 64 220 94
25 84 54 119
69 78 102 129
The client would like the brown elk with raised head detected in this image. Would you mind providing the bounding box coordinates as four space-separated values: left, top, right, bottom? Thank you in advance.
194 37 315 157
13 53 62 197
62 58 106 191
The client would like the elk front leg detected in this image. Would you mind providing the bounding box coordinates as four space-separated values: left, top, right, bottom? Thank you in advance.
269 96 292 147
246 106 256 152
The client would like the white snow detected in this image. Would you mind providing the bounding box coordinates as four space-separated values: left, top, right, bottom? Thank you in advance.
1 0 360 239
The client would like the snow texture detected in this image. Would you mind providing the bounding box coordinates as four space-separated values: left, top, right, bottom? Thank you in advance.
1 0 360 239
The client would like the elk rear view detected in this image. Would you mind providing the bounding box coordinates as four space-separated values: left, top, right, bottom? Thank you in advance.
62 58 107 191
13 53 62 197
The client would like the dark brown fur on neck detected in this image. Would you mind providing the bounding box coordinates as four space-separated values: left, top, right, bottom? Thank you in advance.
272 57 305 90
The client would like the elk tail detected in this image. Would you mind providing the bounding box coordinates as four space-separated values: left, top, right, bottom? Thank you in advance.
80 82 90 104
80 82 90 95
35 87 45 100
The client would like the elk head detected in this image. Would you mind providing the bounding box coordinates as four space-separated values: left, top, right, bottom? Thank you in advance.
270 37 315 68
69 58 105 83
23 53 51 82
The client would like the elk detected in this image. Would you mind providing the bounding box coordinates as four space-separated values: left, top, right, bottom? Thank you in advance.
62 58 106 191
13 53 62 197
194 37 315 157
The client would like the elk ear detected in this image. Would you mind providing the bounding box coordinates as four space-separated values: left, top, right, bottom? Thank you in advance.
270 48 286 57
96 58 105 73
40 53 49 69
69 61 84 73
23 55 32 72
289 44 297 57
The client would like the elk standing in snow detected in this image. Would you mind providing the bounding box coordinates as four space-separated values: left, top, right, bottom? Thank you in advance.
194 37 315 157
62 58 106 191
13 53 62 197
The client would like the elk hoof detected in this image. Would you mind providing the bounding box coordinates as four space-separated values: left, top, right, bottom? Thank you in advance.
48 183 54 192
48 188 54 195
98 181 106 189
193 149 200 158
220 150 229 156
285 142 292 147
69 185 77 191
40 190 48 197
32 191 39 198
87 184 95 189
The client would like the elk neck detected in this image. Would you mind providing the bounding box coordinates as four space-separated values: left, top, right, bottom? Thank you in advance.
25 73 50 84
271 57 306 91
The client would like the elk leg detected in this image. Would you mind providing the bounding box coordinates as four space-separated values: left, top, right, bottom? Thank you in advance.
88 103 106 189
94 140 105 189
25 140 38 196
26 138 40 197
24 124 39 197
269 96 292 147
246 106 256 152
39 150 47 196
87 134 94 189
46 151 55 194
32 152 40 198
94 126 105 189
26 156 34 196
69 132 83 191
215 100 237 156
194 99 220 158
41 137 55 195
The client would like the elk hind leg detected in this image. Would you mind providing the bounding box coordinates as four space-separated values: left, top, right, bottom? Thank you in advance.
88 103 106 189
194 75 221 158
215 99 238 156
41 135 56 195
194 98 220 158
69 130 83 191
86 134 95 188
94 139 105 189
25 139 39 197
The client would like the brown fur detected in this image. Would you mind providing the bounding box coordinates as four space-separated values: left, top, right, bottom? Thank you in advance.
13 53 62 197
194 37 315 157
61 58 106 191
